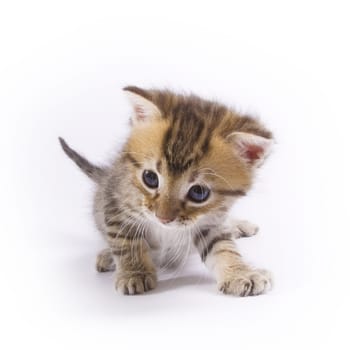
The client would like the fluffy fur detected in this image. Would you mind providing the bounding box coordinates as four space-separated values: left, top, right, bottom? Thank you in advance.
59 86 274 296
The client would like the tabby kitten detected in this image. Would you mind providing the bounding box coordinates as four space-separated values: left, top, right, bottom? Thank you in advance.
59 86 274 296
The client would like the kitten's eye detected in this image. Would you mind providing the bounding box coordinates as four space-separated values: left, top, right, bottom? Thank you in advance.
142 170 159 189
187 185 210 203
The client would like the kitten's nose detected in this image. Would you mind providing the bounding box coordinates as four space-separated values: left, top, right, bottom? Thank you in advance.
156 215 175 224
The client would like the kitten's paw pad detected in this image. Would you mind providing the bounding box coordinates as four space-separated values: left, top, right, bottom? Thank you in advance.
96 249 115 272
226 219 259 239
116 273 157 295
218 269 272 297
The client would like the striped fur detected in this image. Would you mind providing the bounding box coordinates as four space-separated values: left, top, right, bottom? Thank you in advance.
60 86 273 296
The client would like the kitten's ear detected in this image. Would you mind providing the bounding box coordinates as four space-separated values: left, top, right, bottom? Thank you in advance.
123 86 161 125
227 132 273 167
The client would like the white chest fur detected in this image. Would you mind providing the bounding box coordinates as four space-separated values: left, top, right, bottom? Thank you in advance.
145 222 194 268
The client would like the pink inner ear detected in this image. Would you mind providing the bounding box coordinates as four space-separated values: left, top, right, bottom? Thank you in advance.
241 143 264 163
135 105 146 121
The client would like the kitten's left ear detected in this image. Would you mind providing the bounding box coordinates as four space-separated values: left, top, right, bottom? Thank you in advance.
123 86 161 125
227 132 273 168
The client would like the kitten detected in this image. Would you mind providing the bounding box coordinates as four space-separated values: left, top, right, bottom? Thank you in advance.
59 86 274 296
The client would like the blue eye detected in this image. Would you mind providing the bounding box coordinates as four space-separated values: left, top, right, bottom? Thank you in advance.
187 185 210 203
143 170 159 189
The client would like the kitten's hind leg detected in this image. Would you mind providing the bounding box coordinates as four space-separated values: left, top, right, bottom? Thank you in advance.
96 248 116 272
225 219 259 239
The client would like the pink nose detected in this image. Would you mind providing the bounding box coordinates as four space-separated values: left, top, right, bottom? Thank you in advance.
156 216 175 224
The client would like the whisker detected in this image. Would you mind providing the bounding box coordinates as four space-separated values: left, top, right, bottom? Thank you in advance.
196 167 236 191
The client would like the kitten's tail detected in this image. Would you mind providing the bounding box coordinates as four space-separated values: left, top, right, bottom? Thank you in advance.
59 137 107 183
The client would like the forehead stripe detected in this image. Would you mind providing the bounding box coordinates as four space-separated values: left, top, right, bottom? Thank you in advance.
162 115 208 174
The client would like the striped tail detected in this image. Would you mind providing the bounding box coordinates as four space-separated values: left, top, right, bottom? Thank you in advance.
59 137 107 183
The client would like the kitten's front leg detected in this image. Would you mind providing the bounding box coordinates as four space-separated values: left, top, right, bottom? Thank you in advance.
194 229 272 296
106 228 157 295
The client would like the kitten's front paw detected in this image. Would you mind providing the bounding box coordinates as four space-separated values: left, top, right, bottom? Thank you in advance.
218 269 272 297
115 272 157 295
226 219 259 239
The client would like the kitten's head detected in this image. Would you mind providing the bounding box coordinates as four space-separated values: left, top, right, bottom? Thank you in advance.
121 86 273 229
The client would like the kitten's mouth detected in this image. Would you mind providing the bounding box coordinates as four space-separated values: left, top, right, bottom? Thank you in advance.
157 220 177 229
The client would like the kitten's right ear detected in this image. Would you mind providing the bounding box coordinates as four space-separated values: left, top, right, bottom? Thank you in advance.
123 86 161 125
227 132 273 168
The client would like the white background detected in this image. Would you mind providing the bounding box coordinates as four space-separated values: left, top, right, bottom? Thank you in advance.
1 1 349 349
